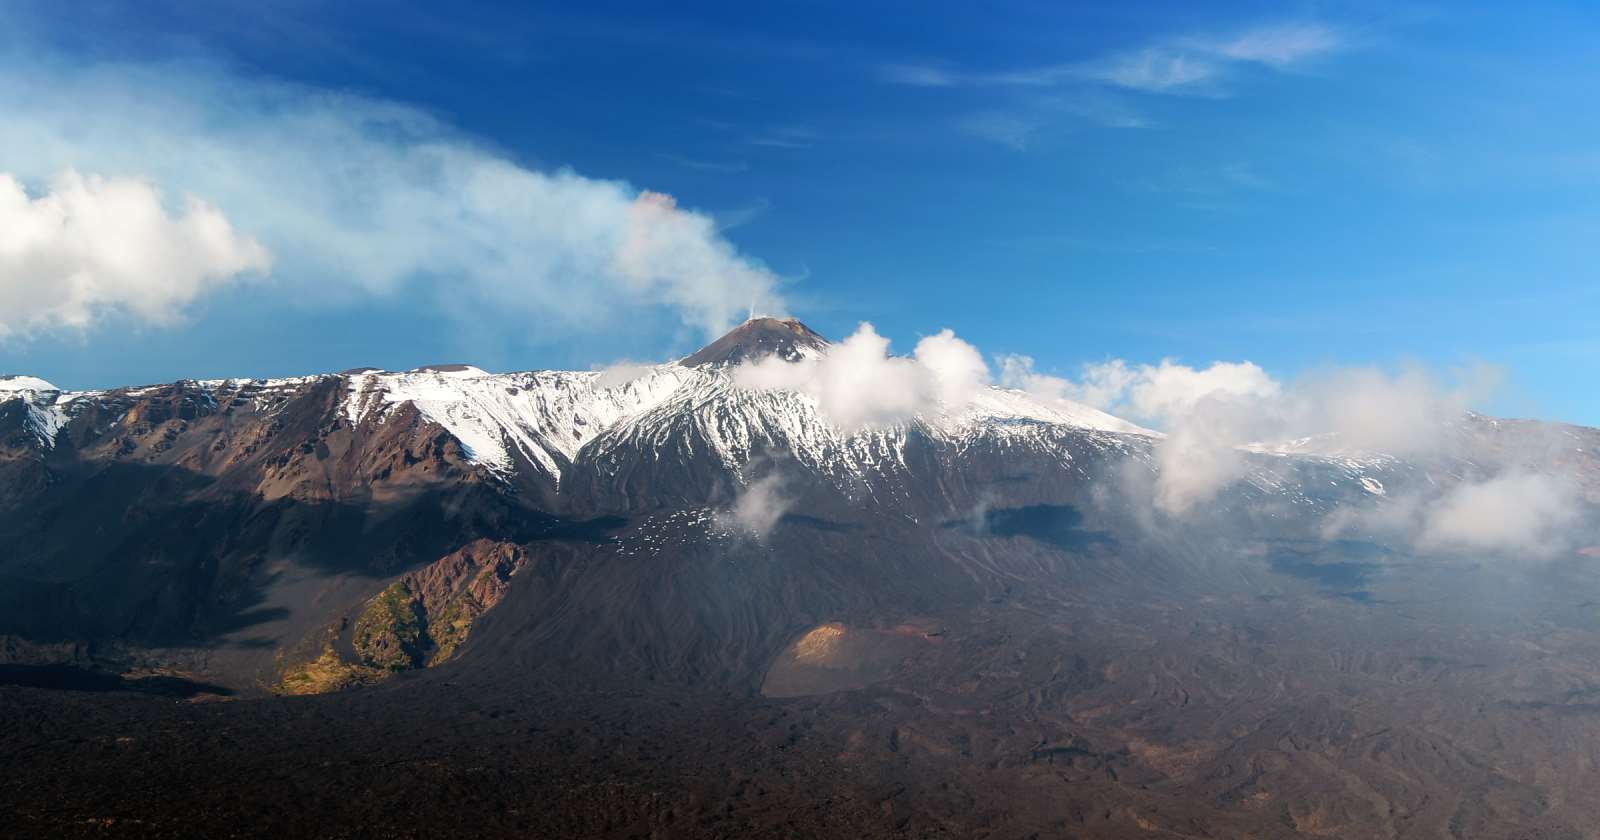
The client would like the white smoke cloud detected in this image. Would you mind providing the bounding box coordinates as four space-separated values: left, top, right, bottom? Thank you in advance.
0 170 271 337
1325 472 1580 559
0 53 784 341
720 472 794 539
1319 491 1424 544
1418 472 1580 556
735 323 989 432
1150 416 1249 515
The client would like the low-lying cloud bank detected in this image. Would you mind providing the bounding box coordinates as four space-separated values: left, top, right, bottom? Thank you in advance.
1421 472 1579 554
1001 354 1504 514
741 327 1584 557
1324 472 1581 558
0 53 783 340
1010 352 1588 557
735 323 989 431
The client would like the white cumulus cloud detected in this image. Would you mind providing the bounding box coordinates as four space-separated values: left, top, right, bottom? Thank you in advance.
1121 359 1281 421
913 328 991 411
735 323 989 432
0 170 271 338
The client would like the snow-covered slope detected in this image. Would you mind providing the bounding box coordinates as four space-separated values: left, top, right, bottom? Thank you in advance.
2 312 1166 489
0 375 60 394
3 311 1167 480
946 386 1148 436
343 365 695 479
0 320 1149 486
0 375 71 449
331 358 1149 488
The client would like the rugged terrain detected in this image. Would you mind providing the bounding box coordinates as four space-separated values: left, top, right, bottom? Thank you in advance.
4 319 1600 838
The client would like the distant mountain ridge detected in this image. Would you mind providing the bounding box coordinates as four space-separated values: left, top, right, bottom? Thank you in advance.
1 318 1595 696
2 317 1148 486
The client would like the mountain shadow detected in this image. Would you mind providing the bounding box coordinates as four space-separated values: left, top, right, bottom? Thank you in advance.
945 503 1115 552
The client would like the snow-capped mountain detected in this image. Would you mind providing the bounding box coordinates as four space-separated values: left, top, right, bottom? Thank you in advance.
7 316 1591 535
1 317 1595 701
4 318 1150 492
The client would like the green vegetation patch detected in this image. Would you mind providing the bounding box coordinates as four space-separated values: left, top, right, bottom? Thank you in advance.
353 580 430 671
276 641 384 696
428 591 479 665
277 554 519 693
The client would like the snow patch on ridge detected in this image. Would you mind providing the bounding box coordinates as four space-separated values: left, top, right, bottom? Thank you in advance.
0 375 69 448
0 375 60 393
940 386 1152 436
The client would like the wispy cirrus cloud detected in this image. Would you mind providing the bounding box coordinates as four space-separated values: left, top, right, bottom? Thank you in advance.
1207 23 1345 66
881 61 1068 89
657 153 750 174
956 93 1151 149
1128 161 1279 200
881 63 961 88
711 196 773 232
959 112 1041 150
1082 48 1221 93
884 21 1344 96
745 126 820 149
747 136 815 149
1087 22 1343 93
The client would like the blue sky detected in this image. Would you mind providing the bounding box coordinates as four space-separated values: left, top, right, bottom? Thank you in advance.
1 1 1598 424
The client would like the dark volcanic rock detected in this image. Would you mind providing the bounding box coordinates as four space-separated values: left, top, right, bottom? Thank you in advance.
679 316 829 366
